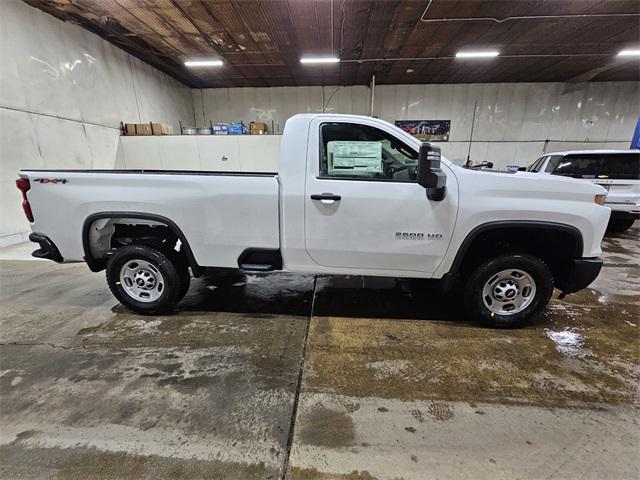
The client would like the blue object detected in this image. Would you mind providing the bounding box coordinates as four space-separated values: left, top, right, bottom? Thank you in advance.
229 122 248 135
212 123 229 135
631 115 640 149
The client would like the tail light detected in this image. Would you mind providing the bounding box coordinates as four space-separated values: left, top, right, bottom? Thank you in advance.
16 178 34 222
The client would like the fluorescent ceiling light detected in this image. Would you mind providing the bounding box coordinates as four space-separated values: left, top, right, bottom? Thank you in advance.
455 51 500 58
300 56 340 64
184 60 223 67
618 49 640 57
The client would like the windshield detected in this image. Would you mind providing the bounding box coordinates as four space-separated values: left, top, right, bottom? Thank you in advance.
552 153 640 180
544 155 564 172
527 156 547 172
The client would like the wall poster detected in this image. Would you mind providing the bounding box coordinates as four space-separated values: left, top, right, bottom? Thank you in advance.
395 120 451 141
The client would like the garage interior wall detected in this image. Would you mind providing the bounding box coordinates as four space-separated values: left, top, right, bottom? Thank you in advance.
193 82 639 167
0 0 195 245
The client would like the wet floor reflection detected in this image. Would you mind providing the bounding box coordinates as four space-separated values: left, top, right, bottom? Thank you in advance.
177 270 465 323
178 269 315 317
544 328 592 358
312 276 462 322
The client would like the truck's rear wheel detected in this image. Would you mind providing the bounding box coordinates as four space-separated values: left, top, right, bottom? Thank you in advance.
106 244 187 314
132 239 191 299
463 254 553 328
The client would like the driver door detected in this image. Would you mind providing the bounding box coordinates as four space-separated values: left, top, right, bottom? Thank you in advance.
304 118 457 274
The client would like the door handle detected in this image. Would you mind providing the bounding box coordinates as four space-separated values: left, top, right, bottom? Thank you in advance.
310 193 341 201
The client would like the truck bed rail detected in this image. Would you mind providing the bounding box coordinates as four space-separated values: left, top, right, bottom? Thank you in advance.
21 169 277 176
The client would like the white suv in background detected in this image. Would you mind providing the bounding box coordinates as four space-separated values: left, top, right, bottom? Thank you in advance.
527 150 640 232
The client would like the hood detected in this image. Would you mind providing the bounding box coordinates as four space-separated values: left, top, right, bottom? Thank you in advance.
451 164 607 200
515 170 608 194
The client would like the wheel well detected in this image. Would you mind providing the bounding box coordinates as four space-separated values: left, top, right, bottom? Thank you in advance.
82 213 203 276
452 224 582 285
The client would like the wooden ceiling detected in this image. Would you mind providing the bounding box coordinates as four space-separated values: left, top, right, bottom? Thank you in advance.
26 0 640 88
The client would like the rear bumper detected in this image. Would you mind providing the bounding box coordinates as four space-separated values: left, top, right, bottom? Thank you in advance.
29 233 63 263
609 209 640 220
556 257 603 294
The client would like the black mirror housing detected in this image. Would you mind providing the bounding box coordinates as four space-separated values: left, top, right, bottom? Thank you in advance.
417 143 447 200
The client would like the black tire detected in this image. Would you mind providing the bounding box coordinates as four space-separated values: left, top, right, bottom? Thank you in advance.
463 254 553 328
106 244 187 315
134 240 191 299
607 217 635 233
173 255 191 299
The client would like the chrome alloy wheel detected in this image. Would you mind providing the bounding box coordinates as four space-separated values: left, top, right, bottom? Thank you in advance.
119 259 165 303
481 269 536 315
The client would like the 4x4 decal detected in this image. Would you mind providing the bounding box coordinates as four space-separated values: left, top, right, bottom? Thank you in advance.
33 178 68 184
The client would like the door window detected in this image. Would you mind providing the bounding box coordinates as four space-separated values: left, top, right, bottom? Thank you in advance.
319 122 418 181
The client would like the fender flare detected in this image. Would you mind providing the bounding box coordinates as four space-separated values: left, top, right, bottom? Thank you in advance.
441 220 584 290
82 212 203 276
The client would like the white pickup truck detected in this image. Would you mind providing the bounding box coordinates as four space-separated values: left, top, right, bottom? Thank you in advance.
17 114 610 327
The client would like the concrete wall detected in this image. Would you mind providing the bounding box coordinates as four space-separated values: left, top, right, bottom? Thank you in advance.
0 0 195 245
118 135 281 172
193 82 638 167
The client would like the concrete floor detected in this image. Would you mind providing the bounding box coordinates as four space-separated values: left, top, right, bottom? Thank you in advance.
0 228 638 479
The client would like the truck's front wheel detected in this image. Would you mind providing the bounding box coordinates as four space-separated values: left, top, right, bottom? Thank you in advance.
106 244 187 315
463 254 553 328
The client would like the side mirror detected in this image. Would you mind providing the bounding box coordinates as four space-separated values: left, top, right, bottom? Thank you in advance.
417 143 447 201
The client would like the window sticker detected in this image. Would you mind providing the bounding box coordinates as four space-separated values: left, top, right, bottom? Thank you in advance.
328 141 382 175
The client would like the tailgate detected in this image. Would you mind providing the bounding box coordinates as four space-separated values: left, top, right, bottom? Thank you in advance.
593 180 640 211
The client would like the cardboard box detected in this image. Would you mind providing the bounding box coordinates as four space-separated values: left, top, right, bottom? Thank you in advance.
250 122 267 135
136 123 153 135
150 123 173 135
124 122 172 135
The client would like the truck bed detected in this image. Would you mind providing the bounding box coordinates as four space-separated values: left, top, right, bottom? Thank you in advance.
20 169 280 268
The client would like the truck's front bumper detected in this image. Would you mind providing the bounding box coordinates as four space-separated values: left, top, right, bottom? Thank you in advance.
29 233 63 263
557 257 603 294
